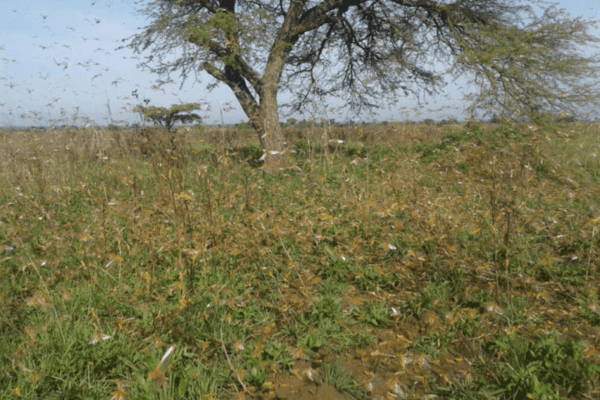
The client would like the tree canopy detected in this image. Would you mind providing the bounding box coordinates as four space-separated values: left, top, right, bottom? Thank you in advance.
120 0 600 167
133 103 203 130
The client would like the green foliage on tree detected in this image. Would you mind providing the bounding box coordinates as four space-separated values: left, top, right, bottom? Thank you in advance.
133 103 202 131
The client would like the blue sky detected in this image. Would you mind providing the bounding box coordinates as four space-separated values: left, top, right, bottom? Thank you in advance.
1 0 599 127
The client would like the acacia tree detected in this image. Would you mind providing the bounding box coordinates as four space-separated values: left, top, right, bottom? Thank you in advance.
120 0 600 168
133 103 203 131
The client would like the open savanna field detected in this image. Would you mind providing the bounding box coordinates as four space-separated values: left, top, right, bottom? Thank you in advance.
1 121 600 399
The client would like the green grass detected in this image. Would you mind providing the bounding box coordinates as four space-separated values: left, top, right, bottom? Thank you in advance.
1 122 599 399
322 357 363 398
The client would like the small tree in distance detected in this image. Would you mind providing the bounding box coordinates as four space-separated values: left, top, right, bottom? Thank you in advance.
133 103 203 131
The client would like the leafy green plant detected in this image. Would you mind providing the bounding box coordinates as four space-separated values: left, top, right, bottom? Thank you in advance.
264 342 295 371
456 312 482 337
354 301 391 327
413 332 456 359
501 295 529 327
322 357 362 398
488 332 598 399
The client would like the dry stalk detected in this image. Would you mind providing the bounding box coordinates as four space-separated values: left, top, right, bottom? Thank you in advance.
20 242 66 343
588 225 596 279
220 328 250 395
279 238 308 297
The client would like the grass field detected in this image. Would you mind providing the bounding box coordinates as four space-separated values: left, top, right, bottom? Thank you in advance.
1 121 599 399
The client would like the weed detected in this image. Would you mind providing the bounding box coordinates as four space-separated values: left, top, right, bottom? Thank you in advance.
322 357 363 398
487 332 599 399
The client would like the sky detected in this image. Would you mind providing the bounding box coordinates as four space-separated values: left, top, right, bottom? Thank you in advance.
1 0 600 127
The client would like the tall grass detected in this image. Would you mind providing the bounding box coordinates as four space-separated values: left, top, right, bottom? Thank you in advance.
1 121 599 399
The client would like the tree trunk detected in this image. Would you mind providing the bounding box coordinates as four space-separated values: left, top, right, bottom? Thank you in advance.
217 65 289 172
251 4 304 172
258 83 289 172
